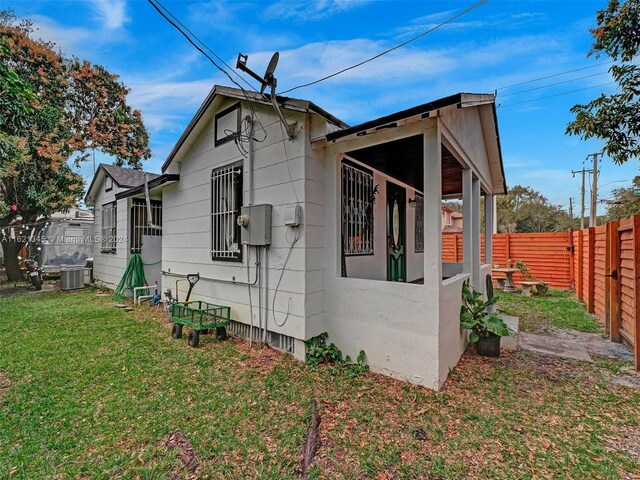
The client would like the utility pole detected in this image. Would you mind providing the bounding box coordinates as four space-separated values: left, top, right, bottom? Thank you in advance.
572 167 592 229
587 153 599 227
569 197 573 220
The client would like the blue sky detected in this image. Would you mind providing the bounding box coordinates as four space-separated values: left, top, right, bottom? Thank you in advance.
5 0 639 215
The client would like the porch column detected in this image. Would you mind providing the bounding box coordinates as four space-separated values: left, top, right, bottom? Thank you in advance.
471 178 481 287
484 194 494 266
462 170 481 287
424 125 442 283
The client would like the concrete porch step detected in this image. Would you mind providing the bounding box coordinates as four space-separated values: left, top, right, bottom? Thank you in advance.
500 315 519 351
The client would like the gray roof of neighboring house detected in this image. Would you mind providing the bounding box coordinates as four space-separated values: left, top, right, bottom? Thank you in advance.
101 164 159 188
442 225 463 233
84 163 160 205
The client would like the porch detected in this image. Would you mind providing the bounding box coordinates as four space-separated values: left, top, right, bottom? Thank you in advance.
313 93 505 389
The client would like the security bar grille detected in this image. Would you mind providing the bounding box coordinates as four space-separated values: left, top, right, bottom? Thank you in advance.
341 161 374 255
211 163 243 261
130 199 162 253
101 202 117 253
415 194 424 253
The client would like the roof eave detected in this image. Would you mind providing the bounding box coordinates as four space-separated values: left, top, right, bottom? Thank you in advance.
114 174 180 200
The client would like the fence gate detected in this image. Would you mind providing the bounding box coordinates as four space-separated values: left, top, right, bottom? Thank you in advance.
615 217 639 369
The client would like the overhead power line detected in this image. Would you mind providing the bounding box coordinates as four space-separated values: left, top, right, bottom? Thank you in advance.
279 0 488 95
499 71 609 98
147 0 259 95
496 60 614 91
498 81 616 108
149 0 259 93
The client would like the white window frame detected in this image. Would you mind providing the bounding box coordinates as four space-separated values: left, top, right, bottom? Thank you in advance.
101 202 117 254
341 161 374 256
211 163 243 261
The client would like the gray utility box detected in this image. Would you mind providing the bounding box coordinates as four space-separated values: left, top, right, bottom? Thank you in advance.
240 204 272 246
60 266 85 291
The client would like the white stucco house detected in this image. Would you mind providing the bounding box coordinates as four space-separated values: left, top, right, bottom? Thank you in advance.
85 85 506 390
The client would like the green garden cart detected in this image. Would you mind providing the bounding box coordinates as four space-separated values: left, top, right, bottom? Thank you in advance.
170 301 230 347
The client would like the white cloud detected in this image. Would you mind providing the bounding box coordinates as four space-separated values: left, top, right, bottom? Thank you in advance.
128 79 216 109
265 0 372 22
90 0 129 30
29 15 93 54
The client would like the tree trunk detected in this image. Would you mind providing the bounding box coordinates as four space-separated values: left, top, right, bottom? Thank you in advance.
1 241 25 282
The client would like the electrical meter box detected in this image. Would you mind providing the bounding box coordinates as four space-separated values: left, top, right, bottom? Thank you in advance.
239 204 272 246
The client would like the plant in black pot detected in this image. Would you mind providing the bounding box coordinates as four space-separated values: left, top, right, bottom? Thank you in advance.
460 279 513 357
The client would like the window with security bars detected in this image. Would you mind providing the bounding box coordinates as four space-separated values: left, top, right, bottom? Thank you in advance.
211 163 243 261
130 199 162 253
415 194 424 253
341 161 374 255
101 202 117 253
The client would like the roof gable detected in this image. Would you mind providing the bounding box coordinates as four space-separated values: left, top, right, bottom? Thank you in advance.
161 85 348 173
84 163 159 205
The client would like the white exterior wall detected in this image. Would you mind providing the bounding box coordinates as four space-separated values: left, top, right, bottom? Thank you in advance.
318 120 446 389
161 99 328 357
91 180 129 289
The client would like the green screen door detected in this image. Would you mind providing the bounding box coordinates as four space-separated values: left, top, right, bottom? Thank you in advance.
386 181 406 282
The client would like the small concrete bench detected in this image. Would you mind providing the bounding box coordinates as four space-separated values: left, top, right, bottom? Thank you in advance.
520 281 542 297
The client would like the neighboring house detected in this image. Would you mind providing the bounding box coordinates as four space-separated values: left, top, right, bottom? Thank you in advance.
85 85 506 390
451 211 464 229
441 206 462 233
85 164 176 289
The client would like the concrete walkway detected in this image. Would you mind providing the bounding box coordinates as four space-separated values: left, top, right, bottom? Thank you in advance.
520 332 593 362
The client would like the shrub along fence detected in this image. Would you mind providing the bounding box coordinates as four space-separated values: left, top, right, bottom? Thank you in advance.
443 220 640 370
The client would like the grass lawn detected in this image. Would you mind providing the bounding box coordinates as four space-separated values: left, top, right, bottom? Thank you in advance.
496 288 601 333
1 290 639 479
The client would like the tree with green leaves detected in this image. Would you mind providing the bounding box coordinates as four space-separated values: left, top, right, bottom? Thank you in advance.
0 12 151 281
566 0 640 164
497 185 572 233
605 176 640 219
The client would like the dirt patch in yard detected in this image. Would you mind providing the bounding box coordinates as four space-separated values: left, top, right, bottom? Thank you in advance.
240 345 282 373
0 370 11 401
608 426 640 463
164 430 198 479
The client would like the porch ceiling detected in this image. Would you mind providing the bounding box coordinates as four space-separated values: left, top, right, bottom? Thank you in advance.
345 135 463 196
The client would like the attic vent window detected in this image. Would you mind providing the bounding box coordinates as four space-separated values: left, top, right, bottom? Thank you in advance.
215 103 241 147
211 163 243 261
105 177 113 192
341 161 374 256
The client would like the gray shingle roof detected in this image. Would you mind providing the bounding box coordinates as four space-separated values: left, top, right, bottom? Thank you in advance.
101 164 159 188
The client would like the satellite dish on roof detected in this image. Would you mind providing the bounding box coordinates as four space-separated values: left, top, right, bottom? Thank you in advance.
235 51 297 139
262 52 279 94
236 51 280 94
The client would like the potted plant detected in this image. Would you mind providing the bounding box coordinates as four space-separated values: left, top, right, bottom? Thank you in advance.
460 279 513 357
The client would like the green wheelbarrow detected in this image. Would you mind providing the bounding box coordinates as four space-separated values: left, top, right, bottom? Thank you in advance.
170 301 230 347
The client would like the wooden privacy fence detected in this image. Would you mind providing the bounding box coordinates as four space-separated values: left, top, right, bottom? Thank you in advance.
442 223 639 369
442 232 573 289
572 216 640 370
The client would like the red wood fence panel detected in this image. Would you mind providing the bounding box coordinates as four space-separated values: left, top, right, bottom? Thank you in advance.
594 225 607 320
